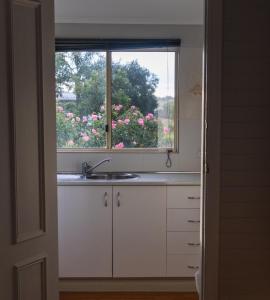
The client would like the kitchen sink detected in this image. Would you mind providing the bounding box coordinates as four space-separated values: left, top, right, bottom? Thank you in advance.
86 172 139 180
57 172 139 181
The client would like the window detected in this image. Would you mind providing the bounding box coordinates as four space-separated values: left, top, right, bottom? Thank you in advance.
55 39 180 151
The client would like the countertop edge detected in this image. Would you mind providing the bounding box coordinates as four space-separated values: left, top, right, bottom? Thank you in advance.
57 172 201 186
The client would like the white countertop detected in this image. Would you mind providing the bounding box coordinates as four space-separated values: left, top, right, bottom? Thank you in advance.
57 172 200 186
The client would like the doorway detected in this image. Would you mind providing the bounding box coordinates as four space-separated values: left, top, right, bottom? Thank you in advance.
55 1 205 300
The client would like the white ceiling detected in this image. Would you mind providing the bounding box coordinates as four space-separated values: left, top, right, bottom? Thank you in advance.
55 0 203 25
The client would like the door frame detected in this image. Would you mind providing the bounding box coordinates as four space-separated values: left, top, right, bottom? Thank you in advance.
201 0 223 299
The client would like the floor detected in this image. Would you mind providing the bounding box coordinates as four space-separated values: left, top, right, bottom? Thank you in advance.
60 292 199 300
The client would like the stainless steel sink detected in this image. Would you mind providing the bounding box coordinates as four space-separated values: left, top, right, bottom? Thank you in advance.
86 172 139 180
57 172 139 181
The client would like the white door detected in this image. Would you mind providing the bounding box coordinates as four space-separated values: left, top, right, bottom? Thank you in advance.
113 186 166 277
58 186 113 277
0 0 58 299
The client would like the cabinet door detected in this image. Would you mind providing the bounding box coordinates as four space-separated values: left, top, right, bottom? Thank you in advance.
113 186 166 277
58 186 112 277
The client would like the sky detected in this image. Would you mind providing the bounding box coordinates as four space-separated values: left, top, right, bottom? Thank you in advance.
112 51 175 98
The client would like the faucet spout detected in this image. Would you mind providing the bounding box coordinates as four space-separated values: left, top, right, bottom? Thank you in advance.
88 157 112 173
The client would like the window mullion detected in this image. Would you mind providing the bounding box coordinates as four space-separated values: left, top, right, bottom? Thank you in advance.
106 50 112 150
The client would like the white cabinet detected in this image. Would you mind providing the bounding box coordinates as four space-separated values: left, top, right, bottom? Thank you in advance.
58 185 166 278
167 209 200 232
113 186 166 277
167 186 200 209
58 186 112 277
167 232 200 255
166 186 201 277
58 184 200 279
167 254 200 277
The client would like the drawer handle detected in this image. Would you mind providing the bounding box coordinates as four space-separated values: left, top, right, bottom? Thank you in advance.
187 242 200 247
188 265 199 270
188 220 200 223
104 192 108 207
117 192 120 207
188 196 200 200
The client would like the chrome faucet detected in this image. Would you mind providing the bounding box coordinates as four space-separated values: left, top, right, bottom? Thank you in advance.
82 157 112 177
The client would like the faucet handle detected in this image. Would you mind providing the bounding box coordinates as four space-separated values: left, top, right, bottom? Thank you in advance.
82 161 92 176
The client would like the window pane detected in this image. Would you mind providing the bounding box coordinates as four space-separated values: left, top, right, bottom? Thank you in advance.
111 51 175 149
55 51 107 148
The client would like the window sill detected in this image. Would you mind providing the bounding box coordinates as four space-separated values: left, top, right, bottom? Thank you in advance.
57 148 177 154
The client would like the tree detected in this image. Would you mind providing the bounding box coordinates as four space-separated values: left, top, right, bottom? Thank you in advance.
112 60 159 114
70 52 106 116
55 52 72 97
55 52 159 117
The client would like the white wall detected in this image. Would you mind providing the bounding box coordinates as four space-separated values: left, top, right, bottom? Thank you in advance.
55 0 204 25
55 24 203 172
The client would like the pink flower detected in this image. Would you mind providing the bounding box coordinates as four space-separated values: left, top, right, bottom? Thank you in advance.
131 106 136 110
118 119 124 125
91 114 98 121
82 135 90 142
66 112 74 118
115 142 124 149
137 118 144 126
113 104 123 111
146 113 154 120
112 121 117 129
56 106 64 112
92 128 97 135
75 117 80 122
82 116 88 123
67 140 74 146
124 118 130 125
163 127 170 134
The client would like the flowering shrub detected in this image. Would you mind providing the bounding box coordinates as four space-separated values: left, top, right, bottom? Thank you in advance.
111 104 159 148
56 105 106 148
56 102 173 149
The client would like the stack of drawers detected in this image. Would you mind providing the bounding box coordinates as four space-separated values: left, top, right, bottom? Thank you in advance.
166 186 200 277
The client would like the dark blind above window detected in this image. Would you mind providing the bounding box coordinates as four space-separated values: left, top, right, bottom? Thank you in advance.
55 38 181 52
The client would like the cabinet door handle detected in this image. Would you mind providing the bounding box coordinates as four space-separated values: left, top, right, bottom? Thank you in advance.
104 192 108 207
187 242 200 247
187 196 200 200
188 220 200 223
188 265 199 270
117 192 120 207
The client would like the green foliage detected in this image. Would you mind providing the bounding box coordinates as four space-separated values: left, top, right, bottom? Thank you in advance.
55 52 72 97
112 61 159 114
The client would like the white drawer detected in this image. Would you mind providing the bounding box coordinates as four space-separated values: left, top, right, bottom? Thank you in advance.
167 254 200 277
167 186 200 209
167 232 200 254
167 209 200 232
